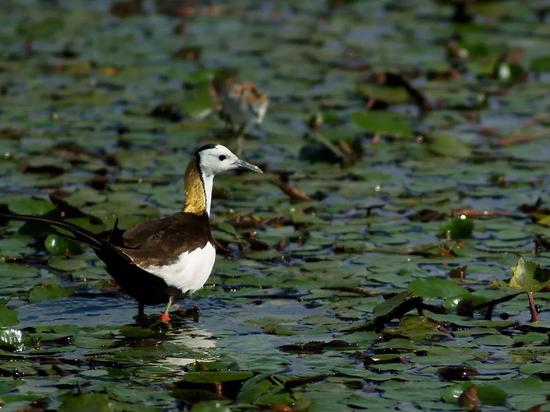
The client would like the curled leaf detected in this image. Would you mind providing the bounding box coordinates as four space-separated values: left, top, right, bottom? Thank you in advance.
509 258 550 292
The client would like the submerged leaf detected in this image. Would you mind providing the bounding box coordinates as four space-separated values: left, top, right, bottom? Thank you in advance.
391 315 441 340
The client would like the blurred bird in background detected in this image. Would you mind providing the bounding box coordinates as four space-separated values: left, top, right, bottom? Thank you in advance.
212 74 269 153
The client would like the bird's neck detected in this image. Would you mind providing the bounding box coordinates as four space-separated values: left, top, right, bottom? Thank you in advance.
183 158 213 216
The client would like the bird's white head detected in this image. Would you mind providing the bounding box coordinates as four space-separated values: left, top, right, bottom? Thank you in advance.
196 144 262 177
183 144 262 216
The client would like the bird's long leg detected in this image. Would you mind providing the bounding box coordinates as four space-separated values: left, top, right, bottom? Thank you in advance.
138 302 145 318
235 124 246 155
159 296 174 323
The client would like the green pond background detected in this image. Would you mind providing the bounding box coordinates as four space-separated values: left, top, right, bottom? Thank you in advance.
1 0 550 410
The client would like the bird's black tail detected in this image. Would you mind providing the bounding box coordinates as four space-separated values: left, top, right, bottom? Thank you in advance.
0 209 105 250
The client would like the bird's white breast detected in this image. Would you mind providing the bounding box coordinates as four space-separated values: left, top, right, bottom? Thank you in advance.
144 242 216 294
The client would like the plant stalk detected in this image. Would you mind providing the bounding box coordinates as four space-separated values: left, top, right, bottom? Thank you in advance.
527 292 539 322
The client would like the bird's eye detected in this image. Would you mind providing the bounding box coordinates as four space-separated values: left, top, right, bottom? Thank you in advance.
218 155 226 161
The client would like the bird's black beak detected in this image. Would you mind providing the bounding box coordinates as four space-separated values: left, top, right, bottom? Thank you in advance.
234 159 263 174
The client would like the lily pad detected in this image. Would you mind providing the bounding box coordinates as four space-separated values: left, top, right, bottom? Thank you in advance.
409 278 470 299
350 111 413 137
7 198 55 215
28 280 74 303
0 305 18 327
427 135 471 158
59 393 114 412
0 1 548 410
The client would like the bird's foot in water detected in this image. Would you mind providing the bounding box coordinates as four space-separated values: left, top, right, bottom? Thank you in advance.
159 313 171 323
153 306 199 325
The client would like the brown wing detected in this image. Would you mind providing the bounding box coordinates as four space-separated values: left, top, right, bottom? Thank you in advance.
117 212 211 267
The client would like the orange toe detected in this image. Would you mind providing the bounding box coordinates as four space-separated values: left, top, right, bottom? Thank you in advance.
159 313 171 323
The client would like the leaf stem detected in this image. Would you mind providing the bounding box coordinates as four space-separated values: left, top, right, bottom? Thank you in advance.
527 292 539 322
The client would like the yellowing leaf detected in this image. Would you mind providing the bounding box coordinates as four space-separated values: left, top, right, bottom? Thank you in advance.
509 258 550 292
537 215 550 227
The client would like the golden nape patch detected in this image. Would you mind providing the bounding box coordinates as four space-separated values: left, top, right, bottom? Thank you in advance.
183 158 207 215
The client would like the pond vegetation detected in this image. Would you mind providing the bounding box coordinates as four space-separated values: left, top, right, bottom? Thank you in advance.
0 0 549 410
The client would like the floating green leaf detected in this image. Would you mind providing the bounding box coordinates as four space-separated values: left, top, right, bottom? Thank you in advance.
234 373 292 405
350 111 413 137
181 80 215 119
0 1 547 410
28 280 74 303
59 393 114 412
0 304 18 327
427 135 471 158
190 401 231 412
7 198 55 215
531 56 550 72
409 278 469 299
357 83 410 104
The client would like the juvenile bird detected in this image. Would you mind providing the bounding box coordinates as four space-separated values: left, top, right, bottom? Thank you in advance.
0 144 262 322
213 76 269 139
